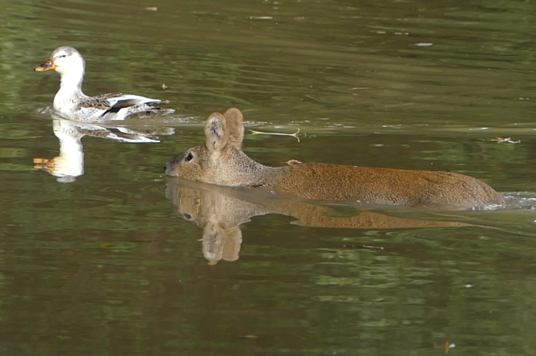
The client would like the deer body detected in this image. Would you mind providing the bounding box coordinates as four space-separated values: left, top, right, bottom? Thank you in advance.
165 108 504 210
264 163 501 209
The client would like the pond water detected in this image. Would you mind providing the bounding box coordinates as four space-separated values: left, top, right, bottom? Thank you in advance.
2 0 536 354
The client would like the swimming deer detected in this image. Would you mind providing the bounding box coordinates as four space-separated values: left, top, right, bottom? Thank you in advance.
165 108 504 210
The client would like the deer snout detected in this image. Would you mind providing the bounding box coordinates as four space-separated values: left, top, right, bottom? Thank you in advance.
164 159 179 177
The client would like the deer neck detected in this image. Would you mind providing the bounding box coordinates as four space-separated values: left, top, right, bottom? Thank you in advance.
212 149 284 187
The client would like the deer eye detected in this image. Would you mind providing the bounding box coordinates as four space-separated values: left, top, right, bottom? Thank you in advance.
182 213 193 220
184 152 194 162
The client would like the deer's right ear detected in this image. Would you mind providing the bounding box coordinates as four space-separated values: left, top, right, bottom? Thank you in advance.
204 113 227 153
223 108 244 149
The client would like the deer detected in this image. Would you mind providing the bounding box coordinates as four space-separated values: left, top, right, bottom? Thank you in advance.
165 108 504 210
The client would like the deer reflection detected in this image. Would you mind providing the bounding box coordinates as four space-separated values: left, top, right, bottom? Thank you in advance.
34 116 171 182
166 179 468 265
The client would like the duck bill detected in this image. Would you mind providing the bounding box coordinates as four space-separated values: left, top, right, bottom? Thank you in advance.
34 59 56 72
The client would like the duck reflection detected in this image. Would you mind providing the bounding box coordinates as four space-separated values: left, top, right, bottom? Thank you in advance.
34 116 170 182
166 179 468 265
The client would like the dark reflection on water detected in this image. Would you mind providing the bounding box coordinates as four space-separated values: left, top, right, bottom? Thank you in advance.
32 115 169 182
165 178 471 265
2 0 536 355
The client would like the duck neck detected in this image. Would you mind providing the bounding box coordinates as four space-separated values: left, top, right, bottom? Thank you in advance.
59 69 84 96
54 69 85 111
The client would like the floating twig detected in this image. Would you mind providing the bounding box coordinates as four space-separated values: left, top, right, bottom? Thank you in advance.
492 137 521 144
250 128 301 142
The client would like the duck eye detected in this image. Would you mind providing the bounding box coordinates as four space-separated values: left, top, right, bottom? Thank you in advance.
184 152 194 162
58 54 67 59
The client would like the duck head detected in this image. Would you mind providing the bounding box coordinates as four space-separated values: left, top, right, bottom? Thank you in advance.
34 46 85 77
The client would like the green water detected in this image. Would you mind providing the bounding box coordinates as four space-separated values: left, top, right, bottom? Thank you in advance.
1 0 536 355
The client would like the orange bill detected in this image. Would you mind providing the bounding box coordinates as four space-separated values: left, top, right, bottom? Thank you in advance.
34 59 55 72
33 157 55 172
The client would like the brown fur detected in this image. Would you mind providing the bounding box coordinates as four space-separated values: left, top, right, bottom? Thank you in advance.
165 108 504 210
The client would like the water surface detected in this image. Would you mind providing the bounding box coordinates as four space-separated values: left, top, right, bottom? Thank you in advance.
1 0 536 355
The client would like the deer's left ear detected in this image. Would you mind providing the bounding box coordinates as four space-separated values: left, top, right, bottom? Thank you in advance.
204 112 227 153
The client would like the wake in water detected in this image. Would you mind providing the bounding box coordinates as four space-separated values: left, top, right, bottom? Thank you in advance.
503 192 536 210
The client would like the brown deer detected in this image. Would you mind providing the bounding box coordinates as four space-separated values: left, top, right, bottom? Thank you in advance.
165 108 504 210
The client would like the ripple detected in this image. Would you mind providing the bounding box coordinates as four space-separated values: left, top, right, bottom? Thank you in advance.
503 192 536 210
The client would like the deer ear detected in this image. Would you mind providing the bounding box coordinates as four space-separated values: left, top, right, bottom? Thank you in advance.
204 113 227 153
223 108 244 149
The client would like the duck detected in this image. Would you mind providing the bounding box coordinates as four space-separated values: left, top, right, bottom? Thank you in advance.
34 46 174 121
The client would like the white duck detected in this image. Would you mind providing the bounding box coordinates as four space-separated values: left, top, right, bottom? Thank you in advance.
35 46 174 121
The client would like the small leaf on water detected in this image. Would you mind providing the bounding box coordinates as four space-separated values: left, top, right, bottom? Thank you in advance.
240 334 259 339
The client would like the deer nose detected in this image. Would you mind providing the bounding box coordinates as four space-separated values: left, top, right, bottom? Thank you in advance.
164 160 177 176
164 161 171 175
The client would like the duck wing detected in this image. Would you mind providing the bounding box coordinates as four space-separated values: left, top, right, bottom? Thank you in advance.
78 93 124 110
99 98 145 117
78 93 168 120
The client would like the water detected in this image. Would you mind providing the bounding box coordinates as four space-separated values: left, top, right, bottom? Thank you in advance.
1 0 536 354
